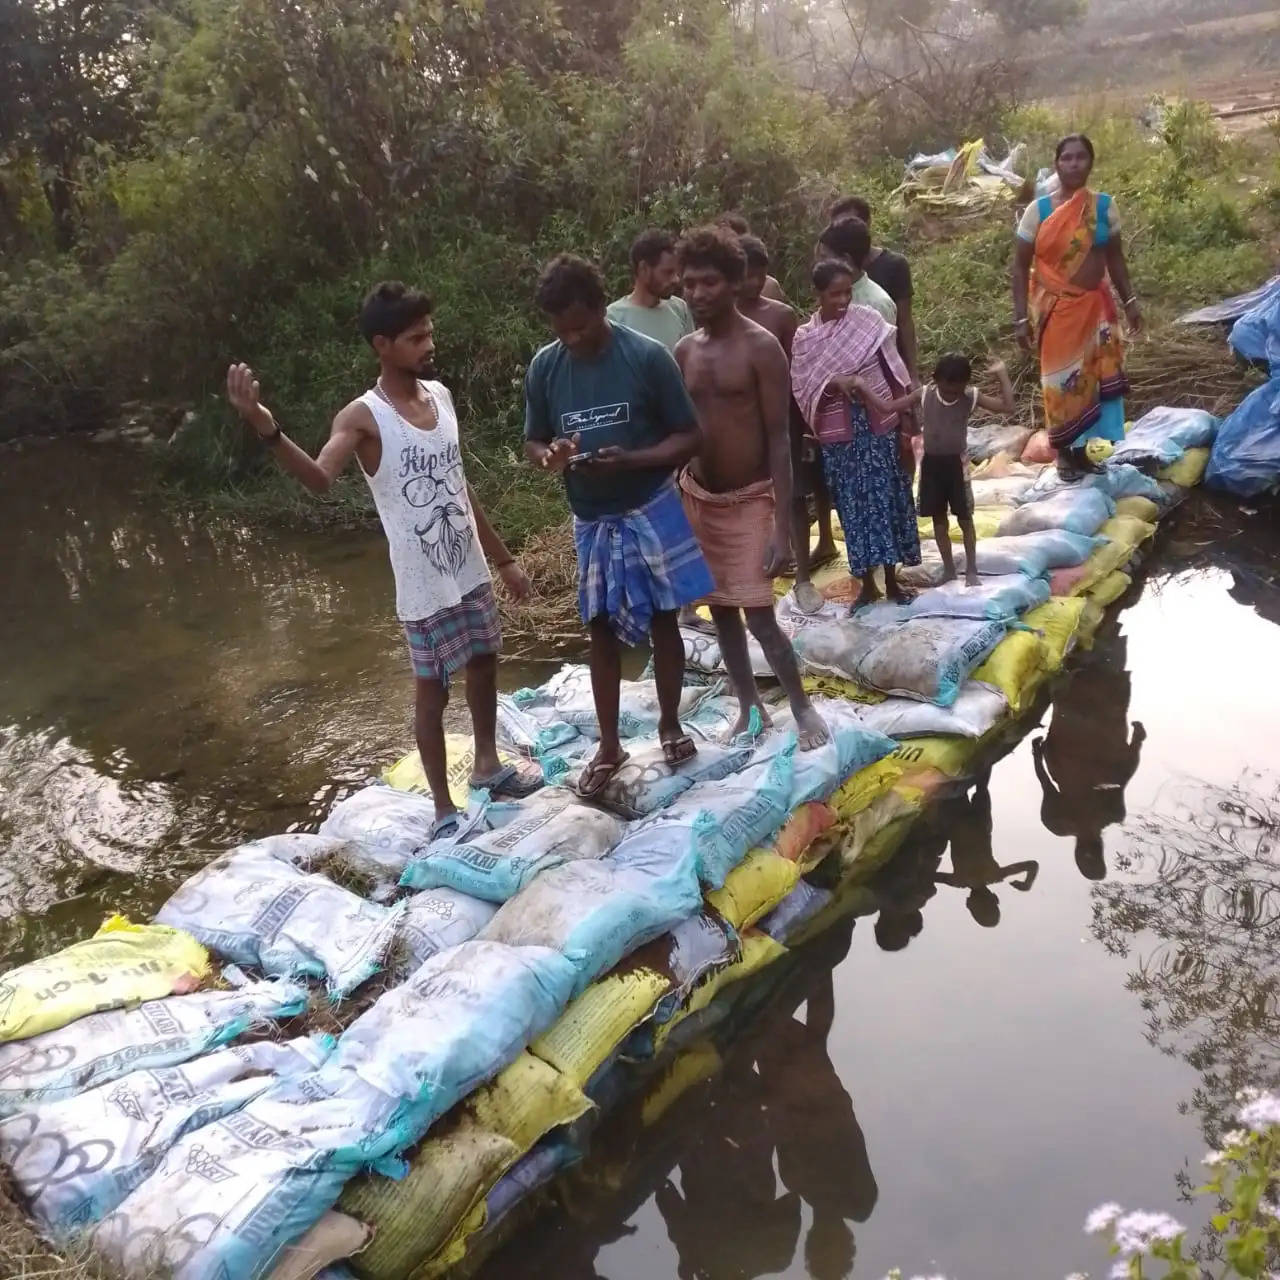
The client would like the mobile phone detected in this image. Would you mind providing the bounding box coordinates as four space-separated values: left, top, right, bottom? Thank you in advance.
566 452 593 467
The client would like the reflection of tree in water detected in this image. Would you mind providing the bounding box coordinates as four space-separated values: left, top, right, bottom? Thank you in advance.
1092 773 1280 1148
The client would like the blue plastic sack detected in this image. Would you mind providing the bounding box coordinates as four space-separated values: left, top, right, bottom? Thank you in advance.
996 488 1115 538
399 787 625 902
1206 377 1280 498
1229 289 1280 373
479 843 703 994
958 531 1102 579
855 573 1052 622
1112 406 1220 468
752 700 898 807
1180 275 1280 327
612 749 796 889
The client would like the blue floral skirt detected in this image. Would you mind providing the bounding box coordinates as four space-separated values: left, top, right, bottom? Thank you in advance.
821 404 921 578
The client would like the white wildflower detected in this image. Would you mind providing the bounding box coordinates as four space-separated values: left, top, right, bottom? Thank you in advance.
1239 1092 1280 1133
303 165 318 182
1222 1128 1249 1147
1260 1199 1280 1220
1109 1264 1130 1280
1237 1086 1261 1103
1113 1210 1185 1258
1084 1203 1124 1235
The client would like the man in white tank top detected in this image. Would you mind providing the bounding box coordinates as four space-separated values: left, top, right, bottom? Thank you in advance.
226 281 542 838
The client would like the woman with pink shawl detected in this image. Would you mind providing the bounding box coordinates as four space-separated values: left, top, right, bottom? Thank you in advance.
791 259 921 607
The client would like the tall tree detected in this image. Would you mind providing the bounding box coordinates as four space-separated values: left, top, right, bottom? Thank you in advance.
0 0 154 249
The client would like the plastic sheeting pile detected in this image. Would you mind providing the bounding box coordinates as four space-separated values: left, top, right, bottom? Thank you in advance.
0 440 1221 1280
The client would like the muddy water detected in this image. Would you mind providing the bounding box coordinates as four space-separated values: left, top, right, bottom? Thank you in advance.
3 440 1280 1279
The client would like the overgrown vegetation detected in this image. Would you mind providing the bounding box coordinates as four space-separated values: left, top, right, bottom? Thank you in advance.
1 1 1278 543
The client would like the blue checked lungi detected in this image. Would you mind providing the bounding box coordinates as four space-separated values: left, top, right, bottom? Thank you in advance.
573 479 714 646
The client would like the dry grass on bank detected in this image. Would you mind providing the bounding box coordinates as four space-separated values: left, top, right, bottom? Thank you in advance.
496 520 583 658
0 1168 120 1280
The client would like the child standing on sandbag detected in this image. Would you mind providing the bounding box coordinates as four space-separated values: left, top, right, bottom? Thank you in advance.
851 354 1015 587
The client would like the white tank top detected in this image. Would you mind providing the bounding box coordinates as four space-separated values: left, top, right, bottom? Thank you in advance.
357 380 491 622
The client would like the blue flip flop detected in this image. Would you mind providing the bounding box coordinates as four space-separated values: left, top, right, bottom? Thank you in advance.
471 761 544 799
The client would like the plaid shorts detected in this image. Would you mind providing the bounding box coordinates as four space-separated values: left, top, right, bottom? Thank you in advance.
403 583 502 685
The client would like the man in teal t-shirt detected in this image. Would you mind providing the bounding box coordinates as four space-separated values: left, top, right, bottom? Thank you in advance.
606 228 696 352
524 253 713 799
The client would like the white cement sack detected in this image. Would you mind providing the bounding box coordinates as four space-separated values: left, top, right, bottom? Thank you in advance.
954 530 1103 578
854 574 1050 623
389 888 498 980
854 683 1007 739
0 980 307 1115
1 1036 333 1235
316 785 442 887
996 487 1115 537
156 853 403 997
478 847 703 994
531 666 712 740
229 835 361 874
400 787 625 902
969 475 1038 507
550 738 753 819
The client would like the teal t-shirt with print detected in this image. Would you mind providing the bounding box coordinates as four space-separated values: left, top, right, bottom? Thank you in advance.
523 321 698 520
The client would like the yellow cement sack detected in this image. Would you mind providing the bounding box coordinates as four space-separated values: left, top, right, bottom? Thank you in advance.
652 931 786 1054
1022 597 1087 672
769 801 838 871
1098 514 1157 552
837 785 922 877
830 756 905 820
0 916 209 1044
1159 446 1209 488
972 630 1047 712
383 735 516 808
1088 570 1132 608
888 735 976 778
530 967 671 1088
338 1053 590 1280
918 508 1003 543
801 674 885 705
1077 598 1107 649
1114 495 1159 522
706 849 802 931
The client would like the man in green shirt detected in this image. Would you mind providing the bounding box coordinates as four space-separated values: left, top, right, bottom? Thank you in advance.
606 228 696 352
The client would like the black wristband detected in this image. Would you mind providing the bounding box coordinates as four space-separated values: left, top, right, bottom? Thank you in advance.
259 423 282 445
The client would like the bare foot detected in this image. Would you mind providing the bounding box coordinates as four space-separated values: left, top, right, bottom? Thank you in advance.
964 569 981 588
854 579 881 608
939 566 958 585
723 702 772 743
810 542 840 570
794 704 831 751
678 605 715 635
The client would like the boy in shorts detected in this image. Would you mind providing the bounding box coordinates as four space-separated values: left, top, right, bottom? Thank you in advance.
852 353 1014 586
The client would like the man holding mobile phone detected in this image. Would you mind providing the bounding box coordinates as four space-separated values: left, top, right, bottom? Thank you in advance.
523 254 713 798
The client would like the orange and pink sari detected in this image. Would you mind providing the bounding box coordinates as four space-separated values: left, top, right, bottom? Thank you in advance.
1030 188 1128 450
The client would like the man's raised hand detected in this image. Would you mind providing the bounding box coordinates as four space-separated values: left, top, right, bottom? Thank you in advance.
227 363 276 438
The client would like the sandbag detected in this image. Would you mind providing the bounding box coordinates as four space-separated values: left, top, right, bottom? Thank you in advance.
887 736 977 778
1206 376 1280 497
757 880 835 945
317 785 450 891
996 487 1114 537
0 979 307 1115
1049 537 1133 598
389 888 499 980
705 848 801 931
156 852 403 997
971 630 1048 711
967 422 1033 463
399 787 625 903
229 834 365 873
0 917 210 1045
828 756 905 819
1159 446 1210 488
335 940 578 1111
1114 495 1159 521
837 785 927 880
1 1036 333 1235
382 734 517 808
767 801 838 868
494 694 580 757
1112 406 1218 468
1098 514 1157 551
526 666 710 740
800 674 885 705
336 1054 589 1280
918 508 1004 543
550 738 752 820
1018 462 1164 506
1020 428 1056 464
954 530 1104 578
855 574 1050 622
480 843 702 995
91 1070 407 1280
853 682 1007 739
267 1213 371 1280
969 474 1038 507
797 615 1007 707
1088 570 1132 607
1022 598 1087 670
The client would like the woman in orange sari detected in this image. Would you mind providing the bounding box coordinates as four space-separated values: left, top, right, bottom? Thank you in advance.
1012 134 1142 475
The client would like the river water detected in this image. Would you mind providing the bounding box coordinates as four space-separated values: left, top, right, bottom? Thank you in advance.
2 440 1279 1279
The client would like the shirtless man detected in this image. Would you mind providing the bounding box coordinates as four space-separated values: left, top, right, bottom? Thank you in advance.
674 225 829 749
738 234 834 613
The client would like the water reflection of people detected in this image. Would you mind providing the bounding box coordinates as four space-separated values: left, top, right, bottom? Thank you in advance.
756 921 878 1280
873 818 947 951
933 768 1038 926
1032 646 1145 880
658 919 877 1280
